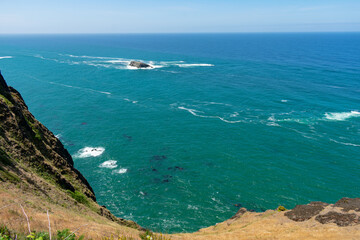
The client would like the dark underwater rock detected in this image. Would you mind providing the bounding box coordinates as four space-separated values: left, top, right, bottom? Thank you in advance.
151 155 167 161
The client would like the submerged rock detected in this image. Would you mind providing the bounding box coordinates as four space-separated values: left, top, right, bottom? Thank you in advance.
129 61 152 69
151 155 167 161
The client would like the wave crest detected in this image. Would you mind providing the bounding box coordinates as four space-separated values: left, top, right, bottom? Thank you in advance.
99 160 118 169
75 147 105 158
324 111 360 121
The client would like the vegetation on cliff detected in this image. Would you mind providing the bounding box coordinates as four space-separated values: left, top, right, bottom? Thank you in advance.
0 72 144 239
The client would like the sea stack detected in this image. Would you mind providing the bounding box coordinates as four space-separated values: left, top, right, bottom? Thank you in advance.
129 61 152 69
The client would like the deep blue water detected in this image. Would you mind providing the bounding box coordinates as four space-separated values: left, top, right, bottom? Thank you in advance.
0 33 359 233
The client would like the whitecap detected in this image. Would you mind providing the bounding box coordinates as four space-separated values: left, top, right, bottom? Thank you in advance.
75 147 105 158
329 139 360 147
99 160 118 169
178 106 243 124
178 106 203 116
324 111 360 121
0 56 13 59
176 63 214 67
281 100 288 103
105 60 129 64
114 168 128 174
124 98 138 103
187 205 199 210
55 134 62 139
230 112 239 118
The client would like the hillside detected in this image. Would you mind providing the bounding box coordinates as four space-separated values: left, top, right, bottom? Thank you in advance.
1 71 360 239
0 71 144 239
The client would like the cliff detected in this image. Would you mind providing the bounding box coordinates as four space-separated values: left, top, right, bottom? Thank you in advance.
0 72 143 239
0 72 359 239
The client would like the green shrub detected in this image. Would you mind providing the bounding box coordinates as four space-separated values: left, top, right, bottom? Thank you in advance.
139 230 171 240
57 229 84 240
277 206 286 212
68 191 89 206
26 231 50 240
0 225 11 240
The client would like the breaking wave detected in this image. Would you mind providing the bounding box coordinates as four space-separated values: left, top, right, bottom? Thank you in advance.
324 111 360 121
75 147 105 158
177 106 243 124
99 160 118 169
113 168 128 174
0 56 12 59
36 53 214 70
176 63 214 67
330 139 360 147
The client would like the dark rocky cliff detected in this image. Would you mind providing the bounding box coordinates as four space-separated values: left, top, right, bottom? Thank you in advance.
0 72 95 200
0 72 143 231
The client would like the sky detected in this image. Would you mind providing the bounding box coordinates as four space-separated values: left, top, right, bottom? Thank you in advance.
0 0 359 33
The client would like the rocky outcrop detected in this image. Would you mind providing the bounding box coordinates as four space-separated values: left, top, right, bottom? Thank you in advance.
129 61 152 69
285 198 360 226
285 201 329 221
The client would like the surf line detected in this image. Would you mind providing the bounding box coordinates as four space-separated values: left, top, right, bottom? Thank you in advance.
25 74 111 95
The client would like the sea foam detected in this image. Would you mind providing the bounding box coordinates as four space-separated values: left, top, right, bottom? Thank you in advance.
0 56 13 59
324 111 360 121
75 147 105 158
56 54 214 70
176 63 214 67
99 160 118 169
114 168 128 174
177 106 243 124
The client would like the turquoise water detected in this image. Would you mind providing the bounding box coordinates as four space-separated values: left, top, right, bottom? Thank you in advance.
0 33 359 233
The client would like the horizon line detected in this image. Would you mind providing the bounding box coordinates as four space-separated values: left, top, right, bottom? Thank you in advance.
0 31 360 35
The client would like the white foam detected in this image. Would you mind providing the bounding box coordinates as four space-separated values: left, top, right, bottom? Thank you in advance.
114 168 128 174
105 60 129 64
187 205 199 210
230 112 239 118
76 147 105 158
281 100 288 103
176 63 214 68
330 139 360 147
324 111 360 121
178 106 243 124
178 106 203 116
48 81 111 95
0 56 12 59
65 54 113 60
58 54 216 71
123 98 137 104
99 160 118 169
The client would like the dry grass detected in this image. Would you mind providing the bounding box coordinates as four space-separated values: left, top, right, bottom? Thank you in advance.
0 189 141 240
2 184 360 240
171 210 360 240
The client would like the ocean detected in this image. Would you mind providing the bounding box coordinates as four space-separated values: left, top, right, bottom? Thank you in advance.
0 33 359 233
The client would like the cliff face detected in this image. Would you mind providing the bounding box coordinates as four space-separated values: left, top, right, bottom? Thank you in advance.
0 72 143 237
0 72 95 200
